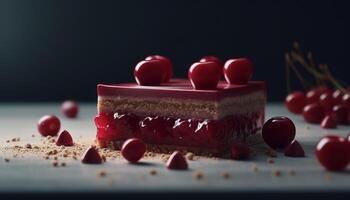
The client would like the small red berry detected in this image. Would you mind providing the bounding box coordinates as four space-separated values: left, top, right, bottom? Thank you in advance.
145 55 173 82
316 136 350 171
302 103 325 124
321 115 337 129
319 92 335 113
37 115 61 137
262 116 296 149
166 151 188 170
224 58 253 85
121 138 146 163
332 90 344 105
284 140 305 157
81 146 102 164
200 56 223 68
188 61 221 90
61 100 79 118
331 104 349 124
134 60 166 86
230 142 250 160
342 93 350 108
285 91 306 114
55 130 74 146
306 86 331 104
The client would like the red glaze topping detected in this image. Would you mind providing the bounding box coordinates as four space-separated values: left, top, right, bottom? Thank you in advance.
188 61 221 90
284 140 305 157
262 116 296 149
55 130 74 146
166 151 188 170
121 138 146 163
81 146 102 164
224 58 253 85
285 91 306 114
145 55 173 83
230 142 250 160
37 115 61 137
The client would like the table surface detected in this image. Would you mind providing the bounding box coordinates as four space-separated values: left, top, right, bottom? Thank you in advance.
0 103 349 193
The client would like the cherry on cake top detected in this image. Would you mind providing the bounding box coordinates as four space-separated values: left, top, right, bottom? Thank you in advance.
134 55 254 90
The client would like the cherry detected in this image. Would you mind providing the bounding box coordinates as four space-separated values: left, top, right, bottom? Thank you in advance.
81 146 102 164
61 100 79 118
37 115 61 137
262 116 296 149
121 138 146 163
166 151 188 170
319 92 335 113
224 58 253 85
284 140 305 157
306 86 331 104
230 142 250 160
332 90 344 105
188 61 221 90
316 135 350 171
199 56 223 68
321 115 337 129
332 104 349 124
134 60 166 86
302 103 325 124
55 130 74 146
342 93 350 108
145 55 173 82
285 91 306 114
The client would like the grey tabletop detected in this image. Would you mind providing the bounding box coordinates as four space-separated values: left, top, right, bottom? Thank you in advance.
0 103 349 193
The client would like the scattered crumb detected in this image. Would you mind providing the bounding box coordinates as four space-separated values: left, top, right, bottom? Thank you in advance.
50 139 55 143
221 171 231 179
149 169 157 176
101 155 107 162
25 144 32 149
44 156 49 160
267 158 275 164
32 134 35 138
52 161 58 167
97 170 107 178
6 140 10 143
185 152 195 161
265 149 277 157
272 170 282 177
4 158 10 162
251 164 258 172
193 171 204 180
288 169 296 176
53 156 58 161
61 162 66 167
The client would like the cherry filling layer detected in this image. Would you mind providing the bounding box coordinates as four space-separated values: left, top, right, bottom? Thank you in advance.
95 112 263 154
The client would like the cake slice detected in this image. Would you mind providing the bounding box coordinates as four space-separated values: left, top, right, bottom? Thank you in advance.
95 79 266 156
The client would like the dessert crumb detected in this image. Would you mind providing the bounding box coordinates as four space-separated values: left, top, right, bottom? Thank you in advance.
265 149 277 157
185 152 195 161
4 158 10 162
6 140 10 143
97 170 107 178
61 162 66 167
267 157 275 164
251 164 258 172
32 134 35 137
221 171 231 179
25 144 32 149
52 161 58 167
288 169 296 176
53 156 58 161
193 171 204 180
149 169 157 176
272 170 282 177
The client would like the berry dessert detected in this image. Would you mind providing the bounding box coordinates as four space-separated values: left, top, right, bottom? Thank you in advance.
95 57 266 156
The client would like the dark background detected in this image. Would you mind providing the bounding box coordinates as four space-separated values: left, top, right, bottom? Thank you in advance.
0 0 349 102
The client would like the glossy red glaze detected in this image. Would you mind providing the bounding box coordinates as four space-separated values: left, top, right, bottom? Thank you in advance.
199 56 223 68
145 55 173 82
97 79 265 101
332 104 349 124
342 93 350 108
316 136 350 171
230 142 250 160
81 146 102 164
321 115 337 129
134 60 166 86
319 92 335 113
166 151 188 170
284 140 305 157
121 138 146 163
61 100 79 118
37 115 61 137
302 103 325 124
188 61 221 90
262 116 296 149
55 130 74 146
285 91 306 114
224 58 253 85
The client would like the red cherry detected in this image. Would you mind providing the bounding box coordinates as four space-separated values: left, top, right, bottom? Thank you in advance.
61 100 79 118
284 140 305 157
55 130 74 146
332 90 344 105
121 138 146 163
199 56 223 68
321 115 337 129
188 61 221 90
316 136 350 171
37 115 61 137
166 151 188 170
81 146 102 164
262 116 296 149
342 93 350 108
319 92 335 113
302 103 325 124
332 104 349 124
230 142 250 160
285 91 306 114
134 60 166 86
224 58 253 85
145 55 173 82
306 86 331 104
